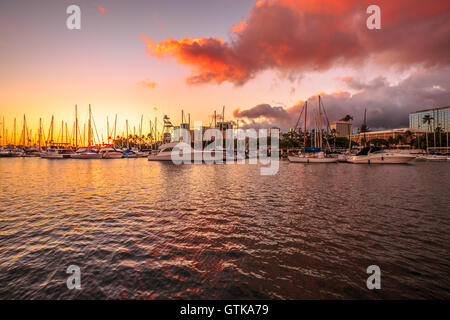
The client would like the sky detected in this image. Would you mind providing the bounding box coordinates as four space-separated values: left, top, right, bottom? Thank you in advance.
0 0 449 139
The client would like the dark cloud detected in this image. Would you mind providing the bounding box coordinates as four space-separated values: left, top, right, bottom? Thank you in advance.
234 67 450 130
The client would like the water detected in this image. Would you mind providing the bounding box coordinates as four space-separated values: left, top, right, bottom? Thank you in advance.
0 158 449 299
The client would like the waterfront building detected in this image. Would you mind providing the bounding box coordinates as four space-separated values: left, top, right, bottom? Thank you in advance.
330 120 353 137
409 106 450 132
350 128 426 145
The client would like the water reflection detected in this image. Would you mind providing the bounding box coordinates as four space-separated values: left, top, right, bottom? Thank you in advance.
0 158 449 299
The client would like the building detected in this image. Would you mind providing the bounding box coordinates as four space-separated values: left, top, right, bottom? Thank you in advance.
350 128 425 144
269 127 280 137
409 106 450 132
216 121 234 131
330 120 353 137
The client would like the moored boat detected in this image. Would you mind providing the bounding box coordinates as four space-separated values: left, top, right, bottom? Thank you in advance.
415 154 448 161
100 147 123 159
347 147 415 164
71 148 103 159
40 147 74 159
288 151 338 163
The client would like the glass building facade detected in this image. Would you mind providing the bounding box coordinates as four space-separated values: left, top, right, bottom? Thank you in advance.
409 106 450 132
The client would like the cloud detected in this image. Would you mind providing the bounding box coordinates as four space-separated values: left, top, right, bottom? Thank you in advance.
138 78 158 89
141 0 450 85
97 5 106 14
233 67 450 130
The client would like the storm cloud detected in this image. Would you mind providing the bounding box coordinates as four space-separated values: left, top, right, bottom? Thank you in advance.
234 67 450 130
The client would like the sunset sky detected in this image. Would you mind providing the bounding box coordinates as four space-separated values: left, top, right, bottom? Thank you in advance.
0 0 449 138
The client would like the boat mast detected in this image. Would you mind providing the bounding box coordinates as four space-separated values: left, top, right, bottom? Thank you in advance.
304 102 308 147
107 116 110 144
23 114 27 146
139 114 143 149
126 119 129 149
13 118 16 146
75 105 78 149
38 118 42 149
113 114 117 144
318 96 322 149
88 104 92 148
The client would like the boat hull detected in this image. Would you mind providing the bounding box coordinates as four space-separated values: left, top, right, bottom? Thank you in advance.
288 156 337 163
71 153 103 159
347 155 415 164
416 155 448 161
102 152 123 159
40 153 72 159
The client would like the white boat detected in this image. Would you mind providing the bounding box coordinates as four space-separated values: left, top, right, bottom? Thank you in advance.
415 154 448 161
148 142 203 162
40 147 74 159
288 151 338 163
71 148 103 159
100 147 123 159
347 147 415 164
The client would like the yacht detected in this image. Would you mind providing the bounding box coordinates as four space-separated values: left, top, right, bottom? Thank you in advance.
347 147 415 164
40 147 74 159
288 151 338 163
288 148 338 163
415 154 448 161
148 142 203 162
71 148 103 159
100 147 123 159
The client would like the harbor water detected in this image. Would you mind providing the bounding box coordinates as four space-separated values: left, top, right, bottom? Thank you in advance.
0 158 449 299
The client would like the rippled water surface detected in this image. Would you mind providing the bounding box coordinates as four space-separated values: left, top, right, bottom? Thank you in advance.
0 158 449 299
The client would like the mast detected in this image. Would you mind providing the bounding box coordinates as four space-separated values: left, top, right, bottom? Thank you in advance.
50 115 54 144
39 118 42 149
107 116 110 144
65 122 68 145
318 96 323 149
13 118 16 146
23 114 27 146
139 114 143 149
88 104 92 148
75 105 78 148
113 114 117 143
304 101 307 147
363 108 367 147
446 111 448 151
126 119 129 149
1 116 4 146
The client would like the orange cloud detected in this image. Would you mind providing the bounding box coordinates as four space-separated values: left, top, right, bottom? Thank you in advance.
139 79 157 89
141 0 450 86
97 5 106 14
231 21 247 34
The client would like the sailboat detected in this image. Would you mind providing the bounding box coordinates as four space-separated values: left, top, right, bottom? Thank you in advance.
288 97 337 163
99 146 123 159
71 105 102 159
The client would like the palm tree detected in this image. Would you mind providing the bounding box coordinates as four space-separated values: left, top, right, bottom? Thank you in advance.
340 115 354 122
422 115 433 151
